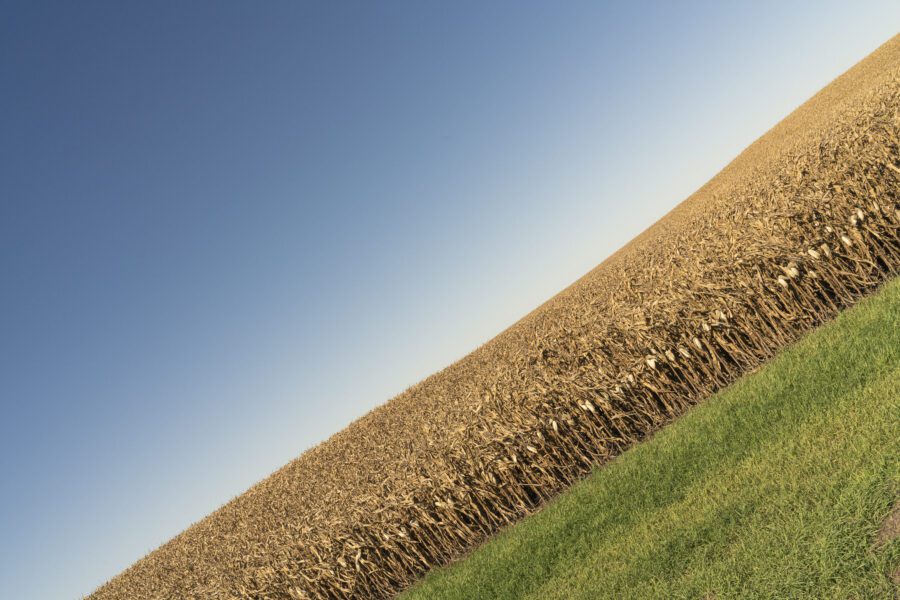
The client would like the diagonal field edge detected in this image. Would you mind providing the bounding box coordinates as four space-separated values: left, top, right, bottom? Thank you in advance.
405 279 899 599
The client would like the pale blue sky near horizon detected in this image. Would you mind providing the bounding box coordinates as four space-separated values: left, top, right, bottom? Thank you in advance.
1 2 898 599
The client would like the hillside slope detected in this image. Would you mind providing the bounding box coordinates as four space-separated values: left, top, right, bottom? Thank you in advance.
404 277 900 600
91 36 900 600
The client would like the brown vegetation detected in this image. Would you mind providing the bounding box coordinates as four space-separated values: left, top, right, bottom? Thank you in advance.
90 37 900 600
877 499 900 547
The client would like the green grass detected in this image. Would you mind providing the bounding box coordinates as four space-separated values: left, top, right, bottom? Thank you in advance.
403 278 900 600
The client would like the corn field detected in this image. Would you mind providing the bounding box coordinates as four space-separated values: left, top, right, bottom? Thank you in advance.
90 36 900 600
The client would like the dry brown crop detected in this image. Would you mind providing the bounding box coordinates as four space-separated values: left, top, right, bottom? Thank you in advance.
89 36 900 600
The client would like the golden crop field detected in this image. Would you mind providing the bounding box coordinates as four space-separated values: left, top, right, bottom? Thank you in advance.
90 36 900 600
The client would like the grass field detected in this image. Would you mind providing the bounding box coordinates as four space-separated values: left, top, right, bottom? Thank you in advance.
403 278 900 600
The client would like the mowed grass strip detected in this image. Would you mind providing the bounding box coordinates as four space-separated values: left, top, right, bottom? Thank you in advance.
403 278 900 600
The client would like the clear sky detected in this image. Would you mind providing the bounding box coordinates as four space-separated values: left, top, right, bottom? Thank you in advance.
1 2 897 598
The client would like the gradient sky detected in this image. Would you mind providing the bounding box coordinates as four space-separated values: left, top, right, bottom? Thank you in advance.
1 2 898 599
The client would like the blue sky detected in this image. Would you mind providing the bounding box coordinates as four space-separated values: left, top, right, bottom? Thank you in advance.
1 2 897 598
